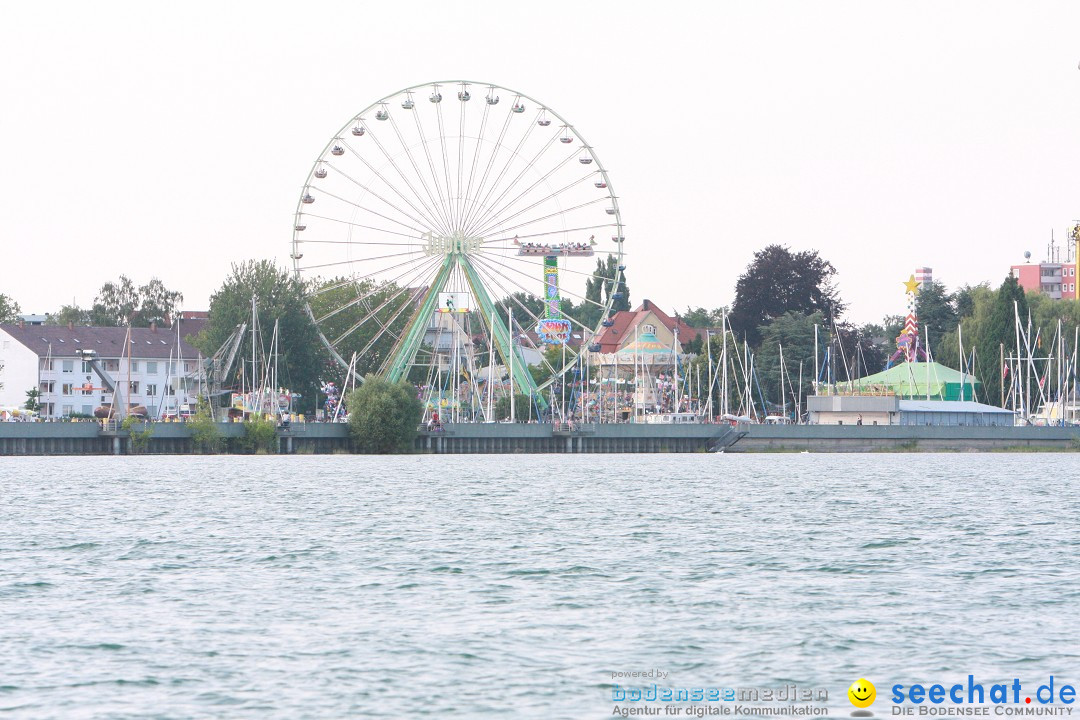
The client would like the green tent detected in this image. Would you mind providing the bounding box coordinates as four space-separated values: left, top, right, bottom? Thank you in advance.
836 362 981 401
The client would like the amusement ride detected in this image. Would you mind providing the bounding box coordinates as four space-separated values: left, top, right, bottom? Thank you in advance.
291 81 626 421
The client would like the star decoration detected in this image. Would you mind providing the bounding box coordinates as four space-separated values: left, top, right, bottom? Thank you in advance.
903 274 921 295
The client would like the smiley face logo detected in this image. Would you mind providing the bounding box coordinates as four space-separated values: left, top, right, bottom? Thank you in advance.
848 678 876 708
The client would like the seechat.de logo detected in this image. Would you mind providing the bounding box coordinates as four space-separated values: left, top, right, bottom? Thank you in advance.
849 678 877 716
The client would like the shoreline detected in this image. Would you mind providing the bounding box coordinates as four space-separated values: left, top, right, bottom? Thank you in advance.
1 422 1078 455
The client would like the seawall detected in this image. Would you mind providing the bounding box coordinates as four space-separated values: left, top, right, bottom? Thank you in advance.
0 422 1077 455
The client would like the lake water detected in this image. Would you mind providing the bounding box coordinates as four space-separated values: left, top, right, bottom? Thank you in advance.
1 454 1078 718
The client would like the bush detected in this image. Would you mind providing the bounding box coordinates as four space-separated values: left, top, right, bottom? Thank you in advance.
240 414 277 454
121 415 154 454
347 376 421 454
189 399 222 454
494 393 532 422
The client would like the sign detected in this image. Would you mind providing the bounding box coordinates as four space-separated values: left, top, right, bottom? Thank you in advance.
544 256 560 318
536 318 572 345
437 292 471 313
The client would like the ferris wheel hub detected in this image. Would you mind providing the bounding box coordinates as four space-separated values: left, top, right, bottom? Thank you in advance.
421 231 484 256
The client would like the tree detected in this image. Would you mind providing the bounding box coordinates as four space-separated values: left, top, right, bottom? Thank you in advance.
83 275 184 327
975 275 1028 407
46 305 92 326
0 294 21 323
728 245 844 347
680 307 724 329
914 280 958 360
346 375 421 453
579 254 629 327
754 312 822 417
189 397 222 453
239 414 277 454
196 260 325 414
495 393 531 422
25 388 40 413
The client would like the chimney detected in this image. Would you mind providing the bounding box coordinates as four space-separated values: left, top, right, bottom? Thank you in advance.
642 299 650 310
68 321 74 331
150 321 157 333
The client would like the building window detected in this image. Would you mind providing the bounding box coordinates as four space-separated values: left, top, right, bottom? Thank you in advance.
40 381 54 393
164 383 175 396
62 404 73 416
146 383 157 396
147 361 158 374
167 361 177 375
130 360 139 372
82 361 92 373
61 383 73 395
62 360 74 373
81 405 93 416
129 381 140 394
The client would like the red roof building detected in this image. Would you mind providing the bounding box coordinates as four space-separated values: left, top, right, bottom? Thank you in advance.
590 299 706 355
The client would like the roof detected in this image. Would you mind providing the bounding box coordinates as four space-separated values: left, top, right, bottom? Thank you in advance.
591 299 704 354
616 331 675 355
0 322 204 360
838 361 980 400
899 400 1014 415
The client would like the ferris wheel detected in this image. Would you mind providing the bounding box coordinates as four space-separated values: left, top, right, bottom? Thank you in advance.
291 80 626 416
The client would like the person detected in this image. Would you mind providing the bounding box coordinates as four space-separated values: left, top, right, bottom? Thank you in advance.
857 414 863 426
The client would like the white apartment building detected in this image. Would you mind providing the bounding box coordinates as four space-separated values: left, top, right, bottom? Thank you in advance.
0 320 206 419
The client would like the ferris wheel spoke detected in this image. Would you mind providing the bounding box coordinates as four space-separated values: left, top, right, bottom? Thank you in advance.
327 159 442 235
331 259 443 347
433 93 457 231
460 98 491 235
382 113 454 236
463 116 551 237
310 186 429 236
335 138 449 236
300 213 429 241
479 245 620 283
307 251 434 299
480 196 612 240
471 167 595 241
480 223 619 246
456 92 468 230
466 261 559 370
405 104 455 235
457 105 516 234
471 253 609 321
358 264 448 362
313 254 440 324
466 130 571 238
298 247 428 273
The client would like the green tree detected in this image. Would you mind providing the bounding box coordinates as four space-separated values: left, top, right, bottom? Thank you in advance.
495 393 531 422
189 398 222 453
754 312 823 416
680 307 724 329
728 245 844 347
46 305 92 326
914 280 958 359
85 275 184 327
307 275 423 378
121 415 154 453
973 276 1028 407
196 260 325 414
24 388 40 412
347 375 421 453
239 414 277 454
0 294 21 323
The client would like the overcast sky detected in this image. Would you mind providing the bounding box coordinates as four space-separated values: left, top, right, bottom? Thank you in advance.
2 1 1078 325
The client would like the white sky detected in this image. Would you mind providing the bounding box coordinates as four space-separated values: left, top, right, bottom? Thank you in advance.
2 1 1078 325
